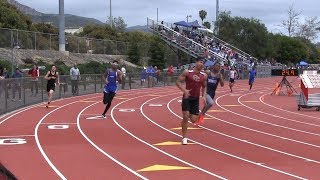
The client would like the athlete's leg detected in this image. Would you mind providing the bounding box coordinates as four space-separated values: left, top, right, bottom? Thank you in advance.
200 94 214 115
102 92 115 117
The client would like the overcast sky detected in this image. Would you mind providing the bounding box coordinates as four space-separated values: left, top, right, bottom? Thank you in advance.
17 0 319 41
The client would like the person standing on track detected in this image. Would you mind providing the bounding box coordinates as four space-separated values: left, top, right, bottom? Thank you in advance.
229 66 238 92
176 57 207 145
101 60 123 118
196 61 224 125
248 66 257 91
45 65 60 108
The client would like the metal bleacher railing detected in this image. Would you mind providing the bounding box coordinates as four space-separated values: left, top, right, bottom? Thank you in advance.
206 35 259 63
0 28 129 55
0 73 182 116
147 18 229 64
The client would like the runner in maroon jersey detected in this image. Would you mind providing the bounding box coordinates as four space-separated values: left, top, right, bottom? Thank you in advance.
176 57 208 145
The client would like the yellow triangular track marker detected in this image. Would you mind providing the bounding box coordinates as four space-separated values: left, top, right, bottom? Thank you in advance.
242 101 259 103
153 141 196 146
207 110 226 112
223 104 242 107
137 164 193 172
171 127 201 130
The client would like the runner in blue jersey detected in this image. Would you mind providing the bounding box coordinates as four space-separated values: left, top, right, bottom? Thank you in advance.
101 60 123 118
248 66 257 91
195 61 224 125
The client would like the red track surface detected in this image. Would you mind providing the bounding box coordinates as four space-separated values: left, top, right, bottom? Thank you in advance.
1 77 319 179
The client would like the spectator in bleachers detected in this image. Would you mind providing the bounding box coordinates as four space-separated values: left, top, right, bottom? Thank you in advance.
28 64 39 96
141 67 147 87
121 65 126 89
0 67 5 98
3 68 9 79
70 64 80 95
167 65 174 84
11 68 23 101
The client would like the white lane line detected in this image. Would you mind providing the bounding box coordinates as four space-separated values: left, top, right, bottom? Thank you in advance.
238 92 320 127
170 87 320 148
260 94 320 120
41 123 77 125
167 94 320 163
0 93 103 125
141 95 307 179
216 93 320 137
76 102 148 180
0 135 35 137
111 95 227 179
34 95 100 180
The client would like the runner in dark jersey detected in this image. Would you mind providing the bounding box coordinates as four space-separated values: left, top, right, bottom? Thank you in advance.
44 65 60 108
176 57 208 145
196 61 224 125
101 60 123 118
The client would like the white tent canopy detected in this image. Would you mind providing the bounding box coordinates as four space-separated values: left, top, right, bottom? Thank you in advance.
198 27 213 34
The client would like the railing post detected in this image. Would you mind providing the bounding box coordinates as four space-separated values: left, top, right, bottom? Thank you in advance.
49 34 52 50
34 32 37 50
129 74 132 89
94 75 97 93
5 80 8 112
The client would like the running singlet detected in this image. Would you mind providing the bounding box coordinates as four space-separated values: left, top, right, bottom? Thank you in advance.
47 71 57 85
230 70 236 79
207 73 220 98
185 70 205 98
104 69 118 93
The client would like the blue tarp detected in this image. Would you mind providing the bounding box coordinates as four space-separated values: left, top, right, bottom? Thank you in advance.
188 20 202 28
299 61 308 66
174 21 191 27
205 60 214 66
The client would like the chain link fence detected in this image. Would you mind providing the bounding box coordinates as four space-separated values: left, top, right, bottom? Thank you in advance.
0 73 182 115
0 28 129 55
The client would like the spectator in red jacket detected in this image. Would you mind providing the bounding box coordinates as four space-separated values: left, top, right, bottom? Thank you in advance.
28 64 39 96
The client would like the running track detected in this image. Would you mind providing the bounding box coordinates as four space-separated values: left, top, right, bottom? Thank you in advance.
1 77 319 180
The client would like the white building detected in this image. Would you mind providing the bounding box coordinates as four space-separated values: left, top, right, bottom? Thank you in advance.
65 27 83 35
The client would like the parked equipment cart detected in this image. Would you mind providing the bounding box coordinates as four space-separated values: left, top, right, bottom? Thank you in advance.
298 71 320 111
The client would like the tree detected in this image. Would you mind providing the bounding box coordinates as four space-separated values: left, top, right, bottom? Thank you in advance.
0 0 32 30
274 36 308 64
106 16 127 32
295 16 320 41
281 4 301 37
149 36 166 69
216 11 270 59
199 10 207 24
203 21 211 29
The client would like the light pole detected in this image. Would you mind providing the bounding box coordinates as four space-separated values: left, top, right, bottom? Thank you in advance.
215 0 220 35
186 15 192 23
109 0 113 28
59 0 65 51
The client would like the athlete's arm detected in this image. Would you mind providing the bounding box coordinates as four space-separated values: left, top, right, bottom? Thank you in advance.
202 74 208 104
219 73 224 87
117 69 123 83
176 70 189 95
56 72 60 85
44 71 50 80
103 70 109 84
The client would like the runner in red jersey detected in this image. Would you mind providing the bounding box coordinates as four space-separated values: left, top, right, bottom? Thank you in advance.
176 57 208 145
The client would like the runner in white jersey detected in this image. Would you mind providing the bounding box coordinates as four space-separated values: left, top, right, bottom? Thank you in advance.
229 66 238 92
